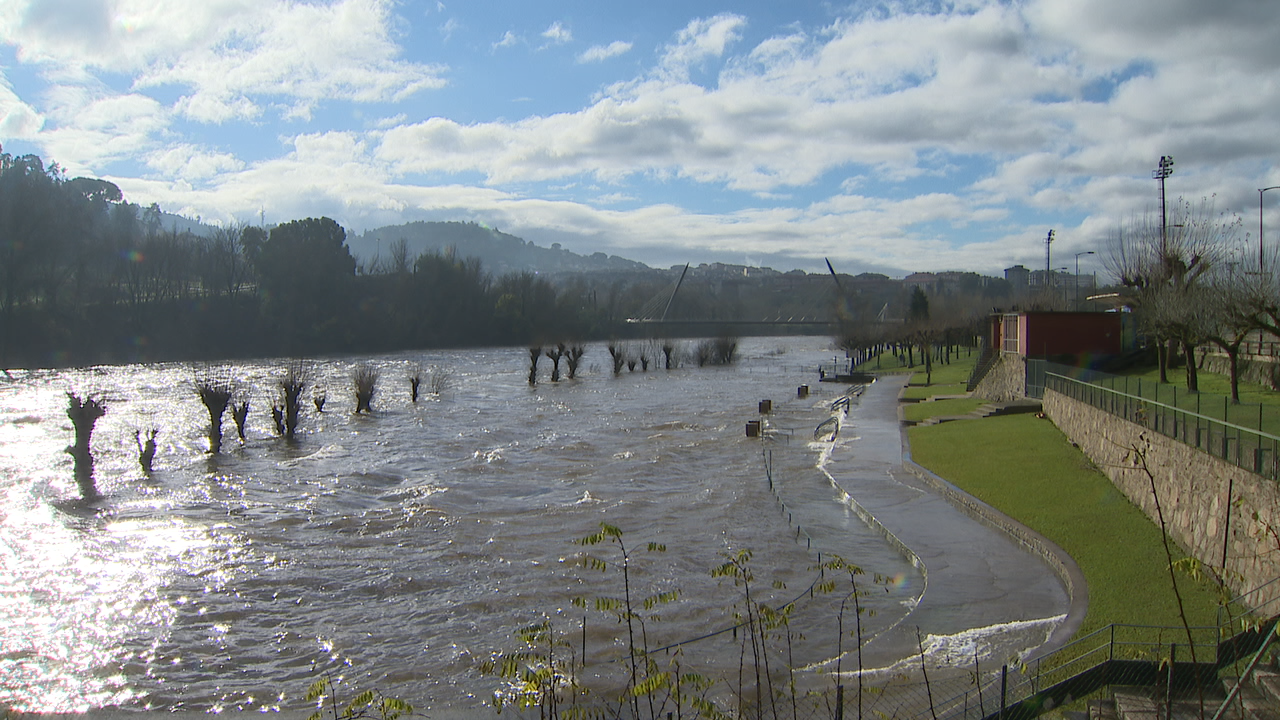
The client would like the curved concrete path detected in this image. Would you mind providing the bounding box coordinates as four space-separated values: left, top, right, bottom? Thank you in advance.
771 375 1083 673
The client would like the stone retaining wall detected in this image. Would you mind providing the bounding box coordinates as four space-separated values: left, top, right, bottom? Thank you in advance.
1044 389 1280 614
973 352 1027 402
1200 351 1280 391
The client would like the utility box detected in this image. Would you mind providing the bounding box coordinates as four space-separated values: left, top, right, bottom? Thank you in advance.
745 420 761 437
797 385 809 398
759 399 772 414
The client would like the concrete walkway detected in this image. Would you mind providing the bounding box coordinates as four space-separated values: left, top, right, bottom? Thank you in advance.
773 375 1082 674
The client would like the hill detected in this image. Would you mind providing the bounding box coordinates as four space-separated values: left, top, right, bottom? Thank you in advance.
349 221 650 276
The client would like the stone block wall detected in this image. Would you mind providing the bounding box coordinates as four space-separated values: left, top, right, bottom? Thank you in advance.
973 352 1027 402
1201 351 1280 391
1044 389 1280 614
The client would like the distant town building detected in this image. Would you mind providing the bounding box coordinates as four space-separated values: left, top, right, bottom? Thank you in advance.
903 272 938 294
1004 265 1030 293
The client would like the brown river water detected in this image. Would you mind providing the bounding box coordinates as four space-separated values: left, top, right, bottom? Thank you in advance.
0 337 1067 715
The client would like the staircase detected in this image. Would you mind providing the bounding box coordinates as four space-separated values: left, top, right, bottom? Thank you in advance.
1087 666 1280 720
967 342 999 391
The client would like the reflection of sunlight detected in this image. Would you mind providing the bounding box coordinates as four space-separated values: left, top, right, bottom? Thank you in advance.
0 496 219 713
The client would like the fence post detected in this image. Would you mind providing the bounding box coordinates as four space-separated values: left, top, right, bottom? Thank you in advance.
1166 643 1176 720
836 684 844 720
1000 665 1008 720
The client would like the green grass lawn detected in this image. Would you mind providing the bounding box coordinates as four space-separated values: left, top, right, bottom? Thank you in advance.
901 382 968 400
909 414 1228 638
900 397 988 423
1060 360 1280 436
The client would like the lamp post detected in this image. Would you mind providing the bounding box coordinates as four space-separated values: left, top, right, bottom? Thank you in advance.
1259 186 1280 274
1075 251 1095 310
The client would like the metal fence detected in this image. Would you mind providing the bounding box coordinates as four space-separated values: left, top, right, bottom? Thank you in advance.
1032 360 1280 482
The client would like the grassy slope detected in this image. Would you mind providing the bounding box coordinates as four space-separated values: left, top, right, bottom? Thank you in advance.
900 397 988 423
909 414 1227 637
856 347 1229 634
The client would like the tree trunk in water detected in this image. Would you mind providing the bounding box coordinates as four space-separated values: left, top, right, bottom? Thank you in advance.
66 393 106 500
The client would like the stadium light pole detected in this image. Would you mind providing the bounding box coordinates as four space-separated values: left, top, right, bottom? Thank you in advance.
1154 156 1174 256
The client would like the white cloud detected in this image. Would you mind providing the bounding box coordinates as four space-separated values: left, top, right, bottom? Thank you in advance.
0 74 43 139
439 17 460 41
578 41 632 64
541 21 572 45
145 144 245 181
493 30 519 50
6 0 1280 276
658 14 745 81
2 0 447 125
38 92 168 174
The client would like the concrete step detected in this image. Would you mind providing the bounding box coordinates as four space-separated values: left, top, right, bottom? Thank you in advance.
1223 675 1280 720
1255 668 1280 707
1090 698 1119 720
1112 686 1233 720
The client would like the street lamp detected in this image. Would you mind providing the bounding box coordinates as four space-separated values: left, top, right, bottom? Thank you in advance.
1075 251 1095 310
1259 185 1280 274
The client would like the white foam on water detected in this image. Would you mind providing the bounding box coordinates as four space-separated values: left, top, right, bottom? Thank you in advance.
826 614 1068 679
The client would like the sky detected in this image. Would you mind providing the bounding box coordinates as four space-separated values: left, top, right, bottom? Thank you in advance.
1 0 1278 278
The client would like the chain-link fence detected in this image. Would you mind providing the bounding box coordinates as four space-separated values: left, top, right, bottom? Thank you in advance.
1026 360 1280 481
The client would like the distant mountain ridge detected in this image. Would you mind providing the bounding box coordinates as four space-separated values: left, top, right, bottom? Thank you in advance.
349 221 651 276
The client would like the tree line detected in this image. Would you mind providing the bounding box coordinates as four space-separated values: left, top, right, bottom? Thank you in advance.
0 149 691 368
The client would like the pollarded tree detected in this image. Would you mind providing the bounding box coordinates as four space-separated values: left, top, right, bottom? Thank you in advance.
1203 264 1263 403
1107 196 1239 391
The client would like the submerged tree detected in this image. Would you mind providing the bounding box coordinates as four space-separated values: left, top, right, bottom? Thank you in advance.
66 393 106 499
135 428 158 474
194 375 233 453
528 346 541 386
428 365 452 395
278 362 309 438
607 343 626 375
545 343 564 382
231 396 250 441
353 364 379 414
661 341 678 370
409 365 422 403
565 344 586 379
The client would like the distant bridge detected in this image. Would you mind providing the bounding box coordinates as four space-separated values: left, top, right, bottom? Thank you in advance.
622 262 845 330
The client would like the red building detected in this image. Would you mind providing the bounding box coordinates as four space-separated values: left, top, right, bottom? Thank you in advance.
991 311 1133 358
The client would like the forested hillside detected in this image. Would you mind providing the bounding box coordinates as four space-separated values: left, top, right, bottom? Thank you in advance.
350 221 647 276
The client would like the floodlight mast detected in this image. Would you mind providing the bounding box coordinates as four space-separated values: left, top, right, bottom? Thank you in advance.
1044 229 1055 282
1153 155 1174 255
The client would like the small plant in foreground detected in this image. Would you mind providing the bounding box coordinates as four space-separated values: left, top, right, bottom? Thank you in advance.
480 618 586 717
303 674 413 720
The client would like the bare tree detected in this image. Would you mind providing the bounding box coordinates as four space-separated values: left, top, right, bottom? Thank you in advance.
1107 196 1239 390
66 393 106 499
278 362 309 438
194 374 234 453
353 364 379 414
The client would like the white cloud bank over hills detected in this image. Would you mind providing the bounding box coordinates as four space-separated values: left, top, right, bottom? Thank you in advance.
1 0 1278 277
